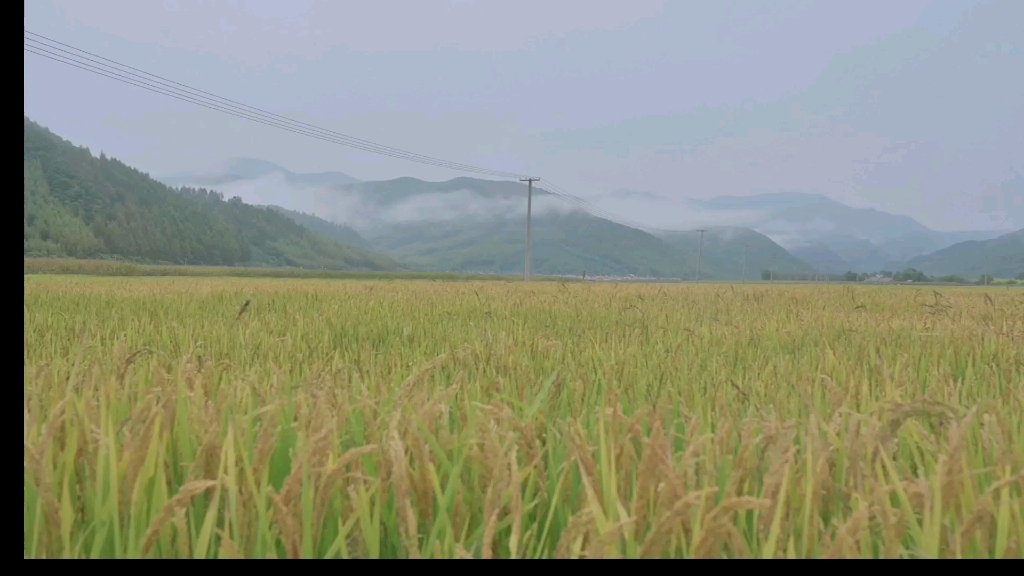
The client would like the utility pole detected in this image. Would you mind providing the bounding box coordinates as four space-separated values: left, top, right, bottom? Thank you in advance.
695 229 707 284
520 177 540 282
742 243 750 283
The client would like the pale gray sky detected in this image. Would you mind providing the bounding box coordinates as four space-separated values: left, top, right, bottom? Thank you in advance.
23 0 1024 231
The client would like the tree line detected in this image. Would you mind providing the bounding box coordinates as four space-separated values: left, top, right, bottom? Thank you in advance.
24 118 398 271
760 267 1024 284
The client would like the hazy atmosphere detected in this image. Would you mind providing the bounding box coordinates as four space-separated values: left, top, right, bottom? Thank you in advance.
24 0 1024 232
23 1 1024 560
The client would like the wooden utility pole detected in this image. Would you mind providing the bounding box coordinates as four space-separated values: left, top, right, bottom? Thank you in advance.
695 229 707 284
520 178 540 281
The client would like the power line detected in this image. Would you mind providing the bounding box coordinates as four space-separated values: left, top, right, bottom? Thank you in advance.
24 36 630 224
540 178 681 234
24 31 696 235
24 32 529 180
24 45 527 181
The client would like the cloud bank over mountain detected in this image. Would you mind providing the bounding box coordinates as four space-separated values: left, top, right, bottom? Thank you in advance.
26 1 1023 234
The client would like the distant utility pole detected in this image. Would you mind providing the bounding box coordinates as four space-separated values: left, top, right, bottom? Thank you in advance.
695 229 707 284
520 177 540 282
742 243 750 283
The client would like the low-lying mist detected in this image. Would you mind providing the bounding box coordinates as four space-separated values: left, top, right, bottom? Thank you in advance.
180 173 825 247
174 172 318 215
588 193 773 235
312 188 580 232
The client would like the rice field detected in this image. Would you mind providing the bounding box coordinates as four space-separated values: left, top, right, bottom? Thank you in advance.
23 275 1024 558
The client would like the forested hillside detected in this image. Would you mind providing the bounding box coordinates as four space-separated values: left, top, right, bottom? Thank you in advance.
657 227 816 279
23 118 400 271
267 206 373 250
365 212 690 277
907 229 1024 280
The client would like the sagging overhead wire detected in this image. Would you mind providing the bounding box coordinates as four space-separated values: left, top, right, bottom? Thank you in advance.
24 31 688 234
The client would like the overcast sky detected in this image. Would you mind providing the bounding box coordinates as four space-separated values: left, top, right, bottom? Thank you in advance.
23 0 1024 231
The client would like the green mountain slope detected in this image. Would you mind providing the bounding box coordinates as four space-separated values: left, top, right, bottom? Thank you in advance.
267 206 373 250
23 118 400 271
878 230 1005 262
314 177 810 278
658 227 817 279
24 159 106 258
368 213 690 277
790 236 905 274
907 229 1024 279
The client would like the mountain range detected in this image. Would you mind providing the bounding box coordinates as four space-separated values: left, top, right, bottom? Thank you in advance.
162 157 360 189
159 155 1022 280
26 118 1021 281
705 192 1006 270
302 177 816 278
907 229 1024 279
592 189 1009 274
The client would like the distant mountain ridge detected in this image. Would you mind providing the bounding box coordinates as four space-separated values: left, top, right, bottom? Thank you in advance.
588 189 1007 273
305 177 816 279
160 157 360 189
155 154 1018 278
162 157 1008 266
692 192 929 243
907 229 1024 280
24 125 816 280
682 191 1007 272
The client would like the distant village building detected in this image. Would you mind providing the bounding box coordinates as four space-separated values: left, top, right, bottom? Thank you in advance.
863 275 893 284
